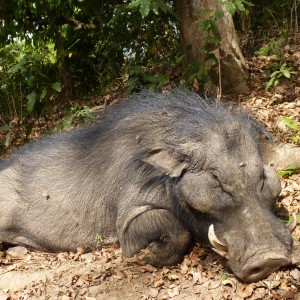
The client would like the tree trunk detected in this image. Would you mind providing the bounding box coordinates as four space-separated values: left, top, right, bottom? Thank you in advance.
43 0 72 95
175 0 249 96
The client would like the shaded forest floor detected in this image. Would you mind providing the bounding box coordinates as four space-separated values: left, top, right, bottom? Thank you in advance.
0 47 300 299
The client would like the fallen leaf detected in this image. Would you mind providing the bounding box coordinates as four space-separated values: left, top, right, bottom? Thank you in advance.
167 286 180 298
236 283 254 298
209 280 221 289
141 264 157 273
144 287 159 298
222 279 237 292
192 271 203 284
61 296 73 300
6 246 28 259
113 270 125 280
142 274 152 285
153 279 164 288
0 293 11 300
166 274 180 281
290 268 300 280
263 280 281 289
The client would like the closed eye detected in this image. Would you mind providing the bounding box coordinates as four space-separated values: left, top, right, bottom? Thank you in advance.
210 170 221 183
212 173 219 181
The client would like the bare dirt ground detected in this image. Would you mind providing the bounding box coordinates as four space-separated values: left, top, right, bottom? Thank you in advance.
1 52 300 299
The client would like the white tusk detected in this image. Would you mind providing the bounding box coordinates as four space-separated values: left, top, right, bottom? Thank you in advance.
212 247 229 259
288 213 298 233
208 224 229 260
208 224 227 250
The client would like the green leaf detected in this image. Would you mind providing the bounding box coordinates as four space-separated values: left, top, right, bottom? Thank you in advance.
139 0 151 18
52 82 61 92
201 19 211 31
26 75 35 87
287 214 300 225
128 0 152 18
175 55 185 64
280 63 287 70
241 0 254 7
128 0 142 9
266 76 276 89
270 70 280 77
221 1 236 14
235 0 245 12
26 92 36 113
62 116 74 128
40 87 47 100
0 125 9 132
210 19 219 33
206 53 218 64
282 117 300 131
279 167 300 177
256 46 270 56
55 123 62 133
5 132 11 148
151 0 170 14
282 69 291 78
220 273 227 281
214 10 224 18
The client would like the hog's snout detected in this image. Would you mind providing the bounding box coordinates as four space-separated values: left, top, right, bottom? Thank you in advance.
238 253 291 283
208 224 293 282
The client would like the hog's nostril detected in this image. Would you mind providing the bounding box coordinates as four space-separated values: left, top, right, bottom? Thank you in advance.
240 254 291 283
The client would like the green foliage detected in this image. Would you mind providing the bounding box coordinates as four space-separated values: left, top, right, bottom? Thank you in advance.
0 0 297 150
185 61 209 87
0 42 61 117
256 40 278 56
282 117 300 143
0 0 179 146
286 214 300 225
55 103 96 132
282 117 300 131
235 0 296 31
198 9 223 48
0 0 178 99
94 233 104 250
266 63 293 90
278 117 300 177
128 67 169 93
127 0 174 18
0 124 11 148
94 234 103 243
279 167 300 177
220 273 228 281
221 0 254 15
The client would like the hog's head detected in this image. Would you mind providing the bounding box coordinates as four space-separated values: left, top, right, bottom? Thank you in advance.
144 121 297 283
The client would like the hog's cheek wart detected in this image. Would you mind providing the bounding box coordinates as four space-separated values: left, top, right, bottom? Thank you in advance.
260 177 281 206
179 172 233 213
263 165 281 195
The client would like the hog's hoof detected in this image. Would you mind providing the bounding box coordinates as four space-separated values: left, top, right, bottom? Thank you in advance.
143 240 184 267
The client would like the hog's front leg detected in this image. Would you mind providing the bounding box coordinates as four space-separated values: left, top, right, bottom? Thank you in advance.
118 209 191 266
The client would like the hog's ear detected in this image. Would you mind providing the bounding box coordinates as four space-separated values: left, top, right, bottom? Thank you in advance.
143 149 189 177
